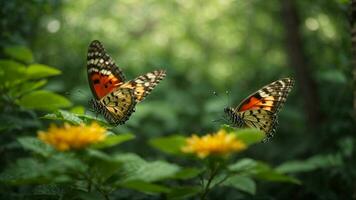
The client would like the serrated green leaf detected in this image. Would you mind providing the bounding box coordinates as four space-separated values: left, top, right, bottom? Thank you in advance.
234 128 265 145
149 135 186 155
4 46 34 63
167 186 200 200
26 64 61 79
92 133 135 149
222 175 256 195
18 90 72 111
58 110 83 124
17 137 54 157
42 110 83 125
77 114 111 127
120 180 171 195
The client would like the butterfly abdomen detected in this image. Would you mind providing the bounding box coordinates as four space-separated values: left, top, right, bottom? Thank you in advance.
224 107 244 128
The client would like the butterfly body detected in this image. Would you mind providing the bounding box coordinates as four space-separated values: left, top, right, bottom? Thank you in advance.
87 40 166 125
224 78 294 141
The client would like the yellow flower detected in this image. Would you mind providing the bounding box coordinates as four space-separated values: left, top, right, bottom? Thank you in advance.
181 129 246 158
38 122 107 151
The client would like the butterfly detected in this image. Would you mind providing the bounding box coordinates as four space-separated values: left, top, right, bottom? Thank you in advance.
87 40 166 125
224 78 294 142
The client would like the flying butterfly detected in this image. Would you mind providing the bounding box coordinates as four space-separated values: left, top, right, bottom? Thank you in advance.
87 40 166 125
224 78 294 142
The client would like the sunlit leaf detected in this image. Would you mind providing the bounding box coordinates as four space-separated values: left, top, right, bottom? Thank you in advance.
92 133 135 149
70 106 85 115
42 110 83 124
26 64 61 79
234 128 265 145
18 90 72 111
222 175 256 195
149 135 186 155
119 180 171 195
4 46 34 63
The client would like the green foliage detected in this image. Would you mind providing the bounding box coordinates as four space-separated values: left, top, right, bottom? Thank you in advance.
233 128 265 145
149 135 186 155
18 90 72 111
92 133 135 149
4 46 34 63
1 0 354 199
222 175 256 195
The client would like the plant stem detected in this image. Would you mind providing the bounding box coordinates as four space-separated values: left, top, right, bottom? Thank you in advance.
200 163 220 200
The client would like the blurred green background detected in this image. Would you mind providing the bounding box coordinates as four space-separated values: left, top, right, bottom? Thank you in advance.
0 0 354 199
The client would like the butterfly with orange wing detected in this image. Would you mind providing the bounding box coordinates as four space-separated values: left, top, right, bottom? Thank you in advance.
87 40 166 125
224 78 294 142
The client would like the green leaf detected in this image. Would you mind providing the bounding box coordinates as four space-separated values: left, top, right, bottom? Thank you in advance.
228 158 266 174
114 153 180 183
77 114 111 127
42 110 83 124
171 168 203 180
26 64 61 79
18 90 72 111
234 128 265 145
228 159 300 184
85 149 123 182
222 175 256 195
149 135 186 155
17 137 54 157
276 154 343 174
4 46 34 63
122 160 181 182
92 133 135 149
0 157 76 185
119 180 171 195
70 106 85 115
255 171 301 184
167 186 200 200
8 79 47 98
0 60 27 86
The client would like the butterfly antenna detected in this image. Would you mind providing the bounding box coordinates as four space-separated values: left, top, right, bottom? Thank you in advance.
226 90 232 107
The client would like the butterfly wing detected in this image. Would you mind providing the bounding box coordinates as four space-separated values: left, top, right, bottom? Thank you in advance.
225 78 294 141
236 78 294 113
95 88 136 125
87 40 126 99
120 70 166 103
238 109 278 141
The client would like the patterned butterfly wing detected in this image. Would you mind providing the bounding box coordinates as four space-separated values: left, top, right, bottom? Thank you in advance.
236 78 294 113
225 78 294 141
120 70 166 103
87 40 125 99
90 88 136 125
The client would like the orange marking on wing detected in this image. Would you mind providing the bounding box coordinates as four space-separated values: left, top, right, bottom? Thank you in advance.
91 73 122 99
239 96 275 111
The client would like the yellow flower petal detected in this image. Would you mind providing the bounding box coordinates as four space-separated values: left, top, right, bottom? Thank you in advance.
181 129 246 158
37 122 107 151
